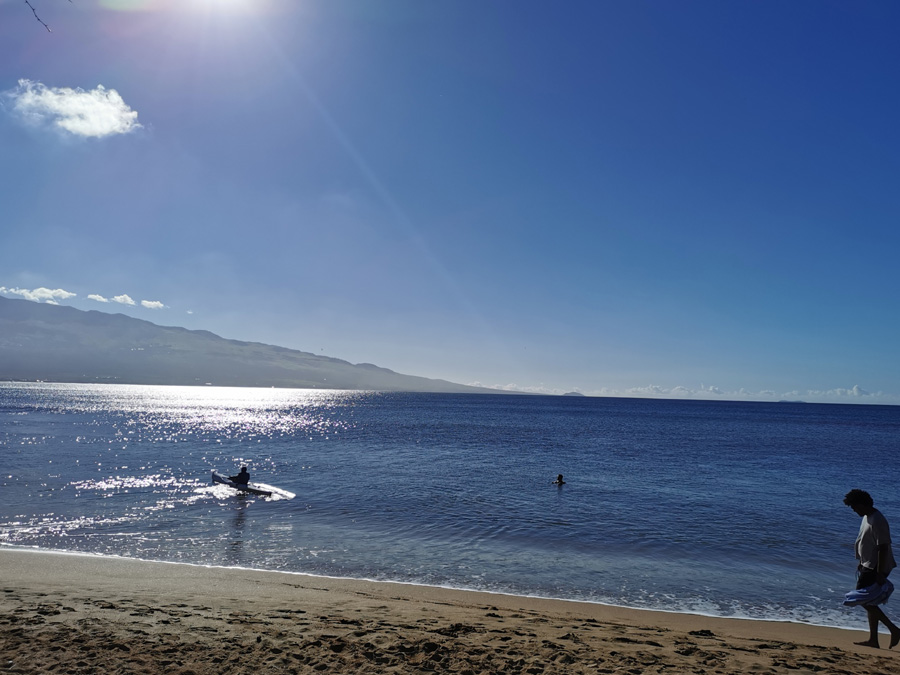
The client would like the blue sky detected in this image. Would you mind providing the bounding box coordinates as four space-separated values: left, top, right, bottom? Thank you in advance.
2 0 899 403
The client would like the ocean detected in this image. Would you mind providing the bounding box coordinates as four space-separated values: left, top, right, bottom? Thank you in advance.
2 381 898 630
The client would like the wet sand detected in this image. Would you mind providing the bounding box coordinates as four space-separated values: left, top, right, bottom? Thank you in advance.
1 549 897 674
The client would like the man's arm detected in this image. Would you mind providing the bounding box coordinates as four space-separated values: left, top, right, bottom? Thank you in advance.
876 543 892 581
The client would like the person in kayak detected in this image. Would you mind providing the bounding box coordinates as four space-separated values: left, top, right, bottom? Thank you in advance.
229 466 250 485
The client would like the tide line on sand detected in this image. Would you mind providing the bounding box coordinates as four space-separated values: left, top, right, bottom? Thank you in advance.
1 549 898 674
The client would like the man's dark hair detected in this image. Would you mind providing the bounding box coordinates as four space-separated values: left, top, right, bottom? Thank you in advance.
844 489 874 509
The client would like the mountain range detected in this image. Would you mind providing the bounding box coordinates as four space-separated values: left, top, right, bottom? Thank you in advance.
0 296 500 394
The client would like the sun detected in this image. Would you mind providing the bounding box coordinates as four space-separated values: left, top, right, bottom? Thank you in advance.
191 0 261 10
97 0 264 12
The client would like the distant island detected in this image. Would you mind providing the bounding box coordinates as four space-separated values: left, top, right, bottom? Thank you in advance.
562 392 586 397
0 296 504 394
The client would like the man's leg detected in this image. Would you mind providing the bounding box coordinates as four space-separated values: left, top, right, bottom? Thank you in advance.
853 607 881 647
855 607 900 648
879 608 900 649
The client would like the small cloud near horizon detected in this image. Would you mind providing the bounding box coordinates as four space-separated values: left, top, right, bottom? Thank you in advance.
3 286 168 311
474 381 895 404
608 383 889 404
4 79 142 138
0 286 76 303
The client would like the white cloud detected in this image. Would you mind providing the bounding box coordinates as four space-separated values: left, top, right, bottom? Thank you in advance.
87 294 109 303
625 384 673 397
4 79 141 138
141 300 165 310
466 380 899 404
112 294 136 305
570 383 897 405
0 286 76 303
806 385 873 400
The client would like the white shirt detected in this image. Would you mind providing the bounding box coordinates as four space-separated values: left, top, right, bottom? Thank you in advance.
856 508 897 572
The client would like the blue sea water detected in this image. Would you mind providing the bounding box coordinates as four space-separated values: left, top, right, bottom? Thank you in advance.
2 382 899 630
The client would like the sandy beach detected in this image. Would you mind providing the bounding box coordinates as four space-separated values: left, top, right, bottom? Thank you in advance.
1 549 897 674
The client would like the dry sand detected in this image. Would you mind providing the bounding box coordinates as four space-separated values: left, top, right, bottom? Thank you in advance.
1 549 897 674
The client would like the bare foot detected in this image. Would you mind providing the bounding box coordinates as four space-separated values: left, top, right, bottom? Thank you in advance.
855 639 880 648
890 631 900 649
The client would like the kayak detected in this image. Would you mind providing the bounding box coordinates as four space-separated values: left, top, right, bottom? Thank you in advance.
211 470 273 497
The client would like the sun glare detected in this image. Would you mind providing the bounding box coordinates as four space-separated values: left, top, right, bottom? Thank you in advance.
98 0 267 11
191 0 261 11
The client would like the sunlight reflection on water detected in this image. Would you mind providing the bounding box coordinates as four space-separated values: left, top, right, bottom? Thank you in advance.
2 382 899 630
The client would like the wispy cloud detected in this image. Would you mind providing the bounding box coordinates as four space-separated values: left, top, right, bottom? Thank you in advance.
3 286 169 311
617 383 887 403
91 293 166 310
630 383 893 404
4 79 141 138
0 286 76 303
475 381 897 404
786 385 873 400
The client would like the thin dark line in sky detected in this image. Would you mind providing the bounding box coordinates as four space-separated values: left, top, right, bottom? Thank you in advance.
25 0 51 33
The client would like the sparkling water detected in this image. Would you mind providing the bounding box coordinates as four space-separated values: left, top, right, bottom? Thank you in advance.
2 382 898 629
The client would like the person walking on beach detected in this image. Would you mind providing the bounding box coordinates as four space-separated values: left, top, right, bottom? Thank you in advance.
843 489 900 649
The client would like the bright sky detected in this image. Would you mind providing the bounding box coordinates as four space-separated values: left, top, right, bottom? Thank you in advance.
2 0 899 404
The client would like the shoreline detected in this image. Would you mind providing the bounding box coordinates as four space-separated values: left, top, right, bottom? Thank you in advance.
2 549 898 674
0 545 862 632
